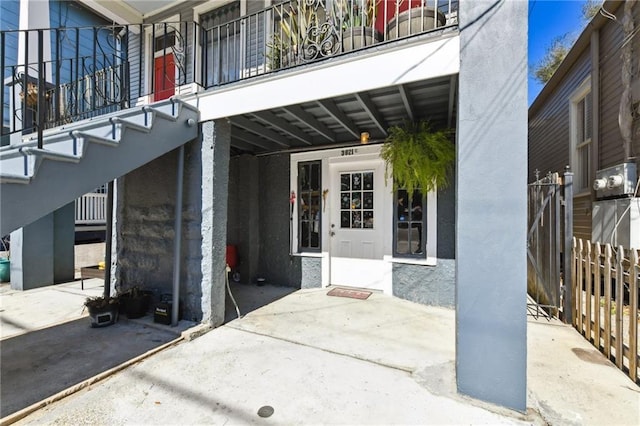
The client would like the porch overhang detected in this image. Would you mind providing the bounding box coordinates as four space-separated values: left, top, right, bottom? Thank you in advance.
187 33 460 155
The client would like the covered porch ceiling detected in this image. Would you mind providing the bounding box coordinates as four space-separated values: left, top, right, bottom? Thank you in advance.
228 74 458 156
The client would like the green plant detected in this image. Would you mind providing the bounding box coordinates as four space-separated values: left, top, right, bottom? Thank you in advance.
333 0 378 29
267 0 337 69
380 120 455 197
84 295 119 311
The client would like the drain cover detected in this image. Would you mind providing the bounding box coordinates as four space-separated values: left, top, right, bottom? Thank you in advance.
257 405 274 418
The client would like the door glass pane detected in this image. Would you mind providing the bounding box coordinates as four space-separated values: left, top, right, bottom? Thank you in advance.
363 172 373 190
339 171 374 229
341 174 351 191
352 173 362 190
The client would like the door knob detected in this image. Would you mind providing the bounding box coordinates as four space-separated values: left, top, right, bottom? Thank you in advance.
330 231 335 237
331 224 335 228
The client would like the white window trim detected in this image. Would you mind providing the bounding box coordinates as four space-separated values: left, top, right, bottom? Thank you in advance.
289 145 437 264
569 75 592 195
141 14 180 104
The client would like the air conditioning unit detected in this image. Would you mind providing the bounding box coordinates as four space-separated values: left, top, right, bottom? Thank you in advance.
592 162 637 200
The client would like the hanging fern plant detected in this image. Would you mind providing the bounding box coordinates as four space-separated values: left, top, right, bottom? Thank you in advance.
380 120 455 197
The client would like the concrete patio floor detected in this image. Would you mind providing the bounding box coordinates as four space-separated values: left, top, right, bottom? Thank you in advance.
1 282 639 425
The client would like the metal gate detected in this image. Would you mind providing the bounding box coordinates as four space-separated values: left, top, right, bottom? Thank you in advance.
527 169 573 322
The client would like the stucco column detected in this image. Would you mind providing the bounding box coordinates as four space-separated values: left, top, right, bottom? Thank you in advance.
201 119 231 327
10 202 74 290
456 0 528 412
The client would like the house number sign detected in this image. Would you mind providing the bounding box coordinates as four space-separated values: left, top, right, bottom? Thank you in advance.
341 148 358 156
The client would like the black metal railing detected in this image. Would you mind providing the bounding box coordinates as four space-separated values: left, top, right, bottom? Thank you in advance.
1 0 458 147
200 0 458 83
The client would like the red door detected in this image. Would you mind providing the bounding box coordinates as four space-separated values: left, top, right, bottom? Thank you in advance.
154 53 175 101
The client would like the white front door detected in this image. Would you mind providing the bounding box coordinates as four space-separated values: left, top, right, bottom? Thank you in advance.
329 159 388 290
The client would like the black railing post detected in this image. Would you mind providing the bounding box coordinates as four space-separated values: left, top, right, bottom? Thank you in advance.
37 29 44 149
563 166 574 324
122 25 130 109
1 32 5 138
138 24 143 99
92 27 97 111
23 29 29 135
151 23 156 98
74 27 80 117
54 28 61 125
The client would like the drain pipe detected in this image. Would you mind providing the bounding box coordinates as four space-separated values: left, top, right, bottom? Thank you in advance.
103 180 114 299
172 145 185 326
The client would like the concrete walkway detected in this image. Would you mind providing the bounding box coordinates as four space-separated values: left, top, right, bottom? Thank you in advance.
2 286 638 425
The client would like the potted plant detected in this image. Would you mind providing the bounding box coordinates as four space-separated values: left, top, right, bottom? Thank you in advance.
119 286 152 319
84 295 119 328
268 0 339 69
380 120 455 198
333 0 382 52
0 235 9 283
386 0 446 40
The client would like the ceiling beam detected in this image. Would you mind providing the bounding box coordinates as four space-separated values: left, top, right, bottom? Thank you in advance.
233 116 291 148
354 92 388 137
251 111 313 146
398 85 415 122
316 99 360 140
231 127 283 151
448 74 457 128
283 105 337 143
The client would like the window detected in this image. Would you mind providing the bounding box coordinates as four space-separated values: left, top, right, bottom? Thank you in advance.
571 78 592 193
201 1 241 86
394 189 426 257
339 171 374 229
298 161 321 252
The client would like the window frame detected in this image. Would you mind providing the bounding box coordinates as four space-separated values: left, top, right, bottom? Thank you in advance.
297 160 322 253
392 188 427 259
570 76 593 195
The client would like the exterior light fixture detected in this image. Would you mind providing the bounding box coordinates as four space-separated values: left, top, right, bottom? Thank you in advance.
360 132 370 144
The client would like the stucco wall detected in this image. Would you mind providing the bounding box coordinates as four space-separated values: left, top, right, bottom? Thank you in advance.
456 0 528 412
300 257 322 289
116 136 207 323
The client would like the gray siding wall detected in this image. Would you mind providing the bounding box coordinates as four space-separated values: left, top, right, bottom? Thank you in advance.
258 154 303 286
227 154 261 284
599 4 624 168
528 40 591 241
529 1 640 242
227 152 303 288
599 2 640 167
528 49 591 182
244 0 268 72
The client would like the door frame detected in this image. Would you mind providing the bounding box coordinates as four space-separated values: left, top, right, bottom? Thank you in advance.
290 144 393 293
143 14 180 102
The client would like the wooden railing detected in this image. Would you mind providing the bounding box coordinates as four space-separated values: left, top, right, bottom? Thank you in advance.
75 192 107 225
572 238 639 383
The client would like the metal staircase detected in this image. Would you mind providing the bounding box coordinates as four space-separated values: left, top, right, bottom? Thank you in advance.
0 98 199 236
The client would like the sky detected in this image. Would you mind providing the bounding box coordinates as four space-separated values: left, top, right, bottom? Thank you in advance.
528 0 593 105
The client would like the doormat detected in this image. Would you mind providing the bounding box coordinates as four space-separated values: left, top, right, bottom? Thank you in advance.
327 287 372 300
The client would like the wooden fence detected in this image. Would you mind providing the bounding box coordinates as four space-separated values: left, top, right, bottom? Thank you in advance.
572 238 639 383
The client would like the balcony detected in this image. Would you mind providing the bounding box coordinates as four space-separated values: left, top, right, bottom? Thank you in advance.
1 0 458 146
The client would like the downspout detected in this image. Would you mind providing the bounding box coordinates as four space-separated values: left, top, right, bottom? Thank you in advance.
172 145 185 326
103 180 115 298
